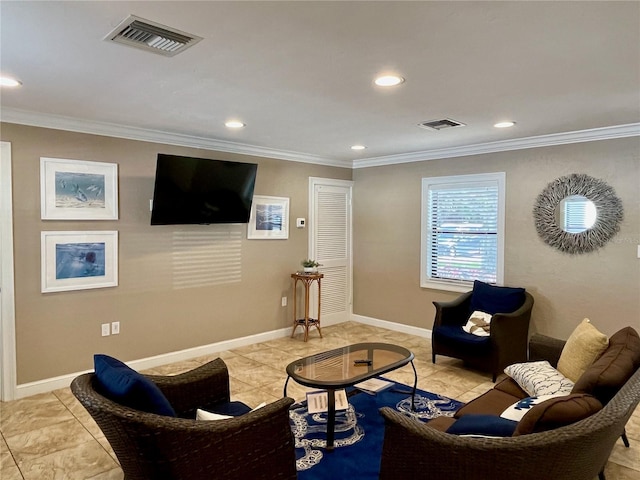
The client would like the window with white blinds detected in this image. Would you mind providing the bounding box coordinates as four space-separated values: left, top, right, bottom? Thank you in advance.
421 173 505 291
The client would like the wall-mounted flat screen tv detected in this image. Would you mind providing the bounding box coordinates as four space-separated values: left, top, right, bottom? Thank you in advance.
150 154 258 225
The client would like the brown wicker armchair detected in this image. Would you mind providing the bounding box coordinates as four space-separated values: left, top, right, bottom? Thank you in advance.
71 358 297 480
432 290 534 381
379 335 640 480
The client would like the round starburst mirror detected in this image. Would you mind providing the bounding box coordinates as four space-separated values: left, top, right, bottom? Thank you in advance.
533 174 623 254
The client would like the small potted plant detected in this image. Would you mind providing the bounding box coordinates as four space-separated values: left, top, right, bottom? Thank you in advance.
301 259 321 273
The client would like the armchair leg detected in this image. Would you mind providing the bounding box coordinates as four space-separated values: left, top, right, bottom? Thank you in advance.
598 433 633 480
432 353 436 364
622 430 630 448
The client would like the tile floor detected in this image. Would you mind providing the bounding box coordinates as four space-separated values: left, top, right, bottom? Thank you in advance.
1 321 639 479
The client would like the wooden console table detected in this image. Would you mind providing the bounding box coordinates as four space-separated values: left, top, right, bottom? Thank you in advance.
291 272 323 342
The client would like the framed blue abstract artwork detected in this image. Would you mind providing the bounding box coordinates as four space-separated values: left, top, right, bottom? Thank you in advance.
41 231 118 293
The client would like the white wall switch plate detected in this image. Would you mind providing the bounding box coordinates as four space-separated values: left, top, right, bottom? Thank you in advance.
101 323 110 337
296 218 305 228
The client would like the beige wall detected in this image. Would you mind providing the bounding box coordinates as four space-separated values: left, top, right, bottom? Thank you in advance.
352 137 640 339
3 122 639 386
1 123 352 384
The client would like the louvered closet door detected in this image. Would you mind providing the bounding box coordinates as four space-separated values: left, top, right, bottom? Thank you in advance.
310 179 353 324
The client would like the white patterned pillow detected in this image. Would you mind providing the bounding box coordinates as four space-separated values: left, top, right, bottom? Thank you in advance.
462 311 492 337
504 361 574 397
196 402 266 421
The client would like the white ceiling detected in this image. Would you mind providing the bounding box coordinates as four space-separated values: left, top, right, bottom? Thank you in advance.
1 1 639 167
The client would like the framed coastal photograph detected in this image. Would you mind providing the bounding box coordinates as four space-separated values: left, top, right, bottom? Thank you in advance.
247 195 290 239
40 157 119 220
41 231 118 293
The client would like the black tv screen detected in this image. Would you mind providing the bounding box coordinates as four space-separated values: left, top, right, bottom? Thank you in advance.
150 154 258 225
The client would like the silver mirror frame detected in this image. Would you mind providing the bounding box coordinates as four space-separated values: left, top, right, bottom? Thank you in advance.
533 173 623 254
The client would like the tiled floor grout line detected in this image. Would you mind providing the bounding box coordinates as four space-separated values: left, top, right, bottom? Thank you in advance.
52 388 119 465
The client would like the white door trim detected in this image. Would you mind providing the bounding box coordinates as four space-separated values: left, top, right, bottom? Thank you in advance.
0 141 17 401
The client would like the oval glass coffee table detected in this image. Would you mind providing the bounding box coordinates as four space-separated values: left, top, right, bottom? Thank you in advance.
284 342 416 450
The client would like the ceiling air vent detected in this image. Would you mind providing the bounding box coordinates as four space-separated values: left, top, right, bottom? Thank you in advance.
105 15 202 57
418 118 466 131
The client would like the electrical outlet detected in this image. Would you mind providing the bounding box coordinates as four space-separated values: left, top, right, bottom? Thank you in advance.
111 321 120 335
101 323 110 337
281 296 287 307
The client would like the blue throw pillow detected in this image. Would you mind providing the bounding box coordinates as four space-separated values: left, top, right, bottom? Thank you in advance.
469 280 525 315
446 414 518 437
94 354 176 417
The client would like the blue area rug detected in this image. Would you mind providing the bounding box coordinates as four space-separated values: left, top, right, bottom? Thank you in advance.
290 379 463 480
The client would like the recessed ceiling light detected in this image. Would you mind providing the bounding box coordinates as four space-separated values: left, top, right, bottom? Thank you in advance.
374 75 405 87
0 76 22 87
225 120 245 128
494 121 516 128
351 145 366 151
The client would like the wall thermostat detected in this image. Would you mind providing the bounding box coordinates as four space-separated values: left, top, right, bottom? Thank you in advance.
296 218 306 228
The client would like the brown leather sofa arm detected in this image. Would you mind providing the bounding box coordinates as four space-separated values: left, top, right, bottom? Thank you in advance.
529 333 566 367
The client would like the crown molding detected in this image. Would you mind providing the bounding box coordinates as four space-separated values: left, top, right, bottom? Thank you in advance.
352 123 640 168
0 107 347 168
2 108 638 170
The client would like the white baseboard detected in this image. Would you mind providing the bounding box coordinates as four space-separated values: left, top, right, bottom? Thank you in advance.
16 326 292 399
14 315 419 399
351 314 432 338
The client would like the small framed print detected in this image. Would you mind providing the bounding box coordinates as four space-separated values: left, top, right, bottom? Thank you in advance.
41 231 118 293
247 196 290 240
40 157 118 220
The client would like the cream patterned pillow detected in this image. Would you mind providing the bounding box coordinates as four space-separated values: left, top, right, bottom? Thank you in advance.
462 311 492 337
557 318 609 383
504 361 574 397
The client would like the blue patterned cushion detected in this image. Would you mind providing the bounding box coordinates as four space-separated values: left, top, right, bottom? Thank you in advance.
446 414 517 437
470 280 525 315
94 354 176 417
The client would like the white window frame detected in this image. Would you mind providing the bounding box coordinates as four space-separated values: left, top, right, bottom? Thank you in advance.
420 172 506 293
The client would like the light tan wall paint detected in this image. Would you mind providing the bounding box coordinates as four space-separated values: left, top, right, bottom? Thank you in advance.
1 123 351 384
352 137 640 339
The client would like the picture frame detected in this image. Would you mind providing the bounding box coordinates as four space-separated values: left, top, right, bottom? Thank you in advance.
247 195 290 239
40 157 119 220
41 231 118 293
